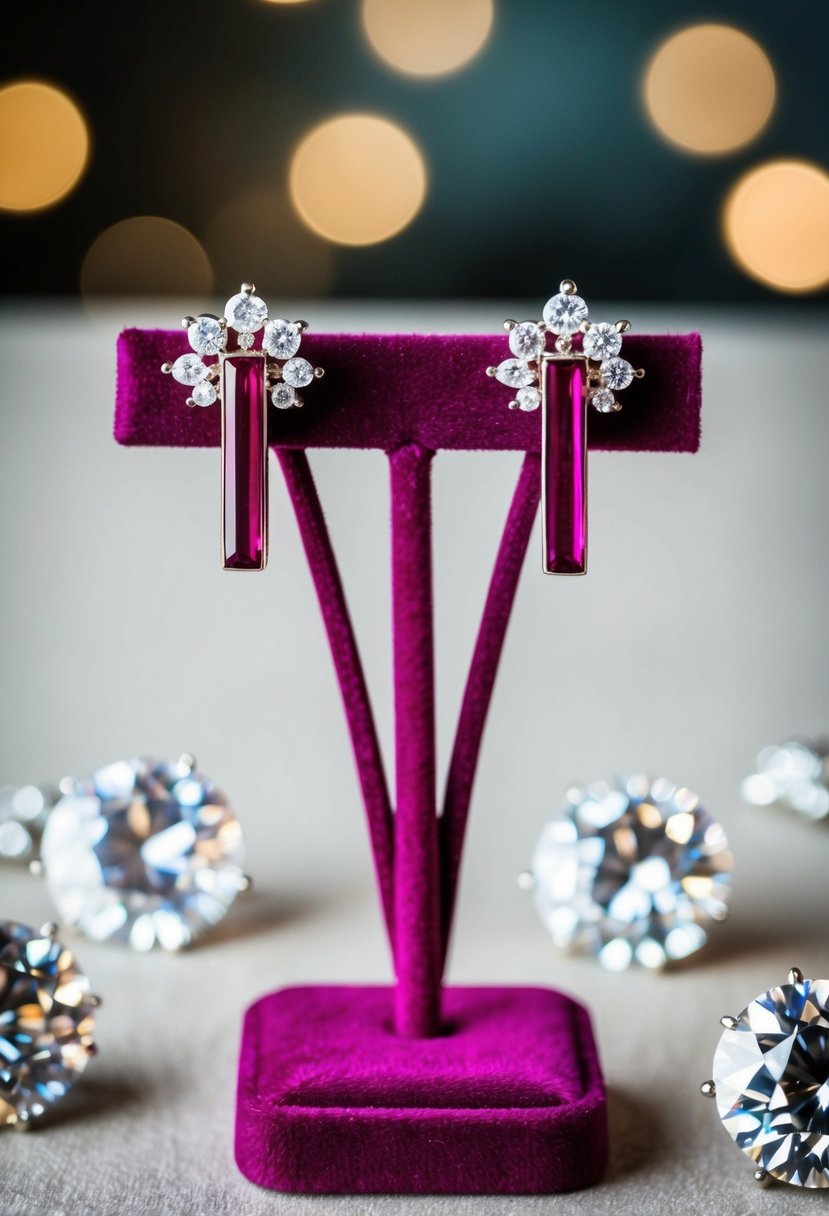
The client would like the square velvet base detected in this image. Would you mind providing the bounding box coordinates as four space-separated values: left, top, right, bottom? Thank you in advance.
235 985 607 1195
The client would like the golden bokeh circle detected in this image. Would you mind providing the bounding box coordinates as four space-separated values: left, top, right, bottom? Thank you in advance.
0 80 90 212
289 113 427 246
644 24 775 155
723 160 829 294
361 0 494 77
81 216 214 295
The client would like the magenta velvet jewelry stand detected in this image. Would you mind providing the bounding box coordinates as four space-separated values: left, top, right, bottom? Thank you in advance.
115 328 701 1195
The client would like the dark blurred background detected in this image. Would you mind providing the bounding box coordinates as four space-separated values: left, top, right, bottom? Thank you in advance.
1 0 827 301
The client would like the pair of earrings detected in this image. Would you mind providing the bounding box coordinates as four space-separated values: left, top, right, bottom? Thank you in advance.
162 280 644 575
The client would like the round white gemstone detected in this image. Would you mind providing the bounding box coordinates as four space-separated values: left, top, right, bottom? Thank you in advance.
263 319 301 361
509 321 545 360
272 382 296 410
590 387 617 413
601 356 634 391
712 976 829 1187
516 387 541 412
530 776 732 969
0 920 96 1126
224 291 268 335
41 758 246 952
171 353 208 386
494 358 533 389
583 322 622 360
282 356 314 388
238 332 255 350
542 292 589 335
191 379 217 407
188 315 226 356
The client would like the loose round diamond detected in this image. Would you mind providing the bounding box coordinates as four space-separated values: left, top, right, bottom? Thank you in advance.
509 321 545 360
188 315 226 357
493 358 534 389
542 292 589 335
171 353 208 386
742 740 829 821
516 387 541 412
589 387 617 413
601 356 634 391
282 357 314 388
271 382 296 410
583 322 622 361
41 758 245 952
263 319 301 361
224 291 268 336
190 379 217 407
712 976 829 1187
531 776 732 970
0 920 96 1127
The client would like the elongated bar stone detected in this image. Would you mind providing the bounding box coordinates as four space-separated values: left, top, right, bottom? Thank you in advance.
222 354 268 571
541 356 587 575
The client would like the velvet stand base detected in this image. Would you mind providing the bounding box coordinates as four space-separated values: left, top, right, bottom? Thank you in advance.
235 985 607 1195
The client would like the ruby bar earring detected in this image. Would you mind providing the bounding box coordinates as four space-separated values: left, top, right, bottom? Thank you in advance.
161 283 324 571
487 279 644 575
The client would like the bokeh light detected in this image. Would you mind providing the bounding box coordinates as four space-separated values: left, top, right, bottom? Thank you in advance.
81 216 213 295
362 0 494 77
723 160 829 294
289 114 427 246
0 80 89 213
644 24 775 155
205 188 333 296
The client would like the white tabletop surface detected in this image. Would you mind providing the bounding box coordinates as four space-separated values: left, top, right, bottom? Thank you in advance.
0 301 827 1215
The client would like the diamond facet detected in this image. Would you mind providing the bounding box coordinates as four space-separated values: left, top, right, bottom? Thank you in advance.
191 379 217 407
542 293 589 335
263 319 301 361
282 356 314 388
224 291 268 336
509 321 545 360
516 386 541 412
494 358 534 389
589 387 617 413
0 920 96 1127
712 976 829 1187
41 758 246 952
583 322 622 361
601 356 634 391
531 777 732 969
188 315 226 357
171 353 208 386
271 382 296 410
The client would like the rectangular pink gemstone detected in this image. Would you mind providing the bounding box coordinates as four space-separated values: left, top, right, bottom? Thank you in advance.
222 355 267 571
541 356 587 575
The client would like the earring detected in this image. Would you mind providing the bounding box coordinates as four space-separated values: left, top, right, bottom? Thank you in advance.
702 967 829 1188
487 279 644 575
520 776 732 970
30 755 250 953
742 738 829 822
161 282 325 571
0 919 99 1130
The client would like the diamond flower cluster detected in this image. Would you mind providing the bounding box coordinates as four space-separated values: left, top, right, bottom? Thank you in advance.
161 282 324 410
486 278 644 413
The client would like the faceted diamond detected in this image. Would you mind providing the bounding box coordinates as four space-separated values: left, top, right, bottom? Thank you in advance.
742 740 829 821
191 379 217 407
494 358 533 389
542 292 589 336
224 291 268 335
171 353 208 386
0 920 96 1127
712 976 829 1187
188 315 226 357
583 322 622 361
238 332 255 350
601 356 634 391
271 382 296 410
589 387 617 413
516 386 541 412
263 319 301 361
531 777 732 969
509 321 545 360
41 758 246 952
282 356 314 388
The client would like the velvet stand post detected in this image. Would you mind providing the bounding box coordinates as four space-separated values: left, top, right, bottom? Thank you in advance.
115 329 702 1195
